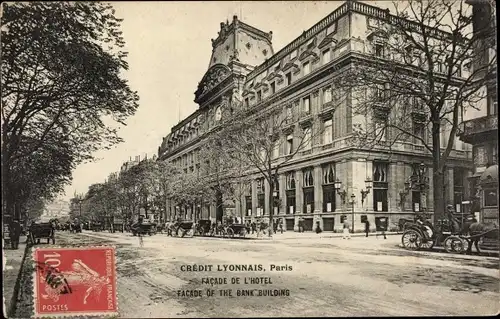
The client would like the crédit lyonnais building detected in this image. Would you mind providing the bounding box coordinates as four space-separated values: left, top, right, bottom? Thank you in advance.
158 1 472 232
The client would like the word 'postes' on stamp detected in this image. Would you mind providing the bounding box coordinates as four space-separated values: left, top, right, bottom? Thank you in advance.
33 246 118 317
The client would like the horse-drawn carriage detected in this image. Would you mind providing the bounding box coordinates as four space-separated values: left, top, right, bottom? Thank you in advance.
131 222 157 236
401 212 498 254
166 221 194 238
29 222 56 245
194 219 213 236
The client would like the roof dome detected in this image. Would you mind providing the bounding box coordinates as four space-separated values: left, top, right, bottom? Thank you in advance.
479 164 498 184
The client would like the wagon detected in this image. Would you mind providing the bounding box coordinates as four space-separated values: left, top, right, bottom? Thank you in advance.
169 221 194 238
194 220 213 236
226 224 247 238
131 222 157 236
29 222 55 245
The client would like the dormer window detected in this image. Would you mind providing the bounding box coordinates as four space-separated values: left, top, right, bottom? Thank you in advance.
303 61 311 76
244 97 249 107
257 90 262 102
270 82 276 94
290 49 298 60
322 49 331 65
286 72 292 86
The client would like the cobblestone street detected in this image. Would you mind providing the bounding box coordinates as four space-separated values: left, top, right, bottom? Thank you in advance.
14 231 498 318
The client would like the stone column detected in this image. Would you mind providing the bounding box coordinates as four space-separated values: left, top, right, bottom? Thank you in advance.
294 170 304 231
388 162 398 214
427 166 434 214
264 178 270 221
251 179 257 221
446 167 454 207
314 165 323 230
279 174 286 215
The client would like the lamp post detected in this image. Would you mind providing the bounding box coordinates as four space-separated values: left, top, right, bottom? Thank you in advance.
334 179 347 204
350 194 356 233
360 178 373 206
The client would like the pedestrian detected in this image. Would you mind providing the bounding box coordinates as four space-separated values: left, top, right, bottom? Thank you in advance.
342 220 351 240
364 219 370 237
273 220 278 234
9 219 22 249
251 221 256 234
279 219 284 234
315 221 322 234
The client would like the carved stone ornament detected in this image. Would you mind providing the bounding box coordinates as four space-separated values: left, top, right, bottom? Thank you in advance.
197 64 232 96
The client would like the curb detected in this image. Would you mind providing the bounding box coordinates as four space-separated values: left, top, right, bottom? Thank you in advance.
7 241 30 318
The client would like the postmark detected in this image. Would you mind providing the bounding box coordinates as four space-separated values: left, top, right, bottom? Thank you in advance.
33 246 118 317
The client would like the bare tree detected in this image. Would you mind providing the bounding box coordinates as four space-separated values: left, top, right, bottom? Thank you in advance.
338 0 496 222
221 104 321 236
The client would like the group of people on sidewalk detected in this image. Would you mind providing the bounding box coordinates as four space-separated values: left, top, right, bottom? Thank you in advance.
4 219 22 249
341 219 387 240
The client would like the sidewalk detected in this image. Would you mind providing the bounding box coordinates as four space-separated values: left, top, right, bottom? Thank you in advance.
2 236 28 318
248 231 399 240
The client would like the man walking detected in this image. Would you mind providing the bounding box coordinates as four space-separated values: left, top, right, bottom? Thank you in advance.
342 219 351 240
364 219 370 237
9 220 22 249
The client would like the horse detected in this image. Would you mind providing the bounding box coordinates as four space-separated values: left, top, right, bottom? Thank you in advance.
461 221 498 254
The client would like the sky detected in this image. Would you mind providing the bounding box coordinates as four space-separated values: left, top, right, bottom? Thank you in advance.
61 0 394 201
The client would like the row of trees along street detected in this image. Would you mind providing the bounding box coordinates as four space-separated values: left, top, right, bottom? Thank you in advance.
1 2 139 221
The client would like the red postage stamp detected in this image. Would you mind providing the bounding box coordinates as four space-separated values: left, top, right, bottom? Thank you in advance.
33 246 118 317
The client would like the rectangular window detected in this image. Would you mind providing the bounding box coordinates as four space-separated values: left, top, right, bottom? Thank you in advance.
286 191 296 214
374 44 384 57
303 62 311 76
272 140 280 159
322 49 331 65
257 194 265 216
373 162 389 212
326 22 337 35
488 97 498 116
413 122 425 145
303 127 312 150
412 191 421 212
303 96 311 115
287 135 294 154
303 188 314 214
257 90 262 102
286 72 292 86
270 82 276 94
323 185 336 212
323 119 333 144
323 87 332 104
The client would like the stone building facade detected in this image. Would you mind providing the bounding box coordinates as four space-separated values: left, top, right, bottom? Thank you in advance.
158 1 473 232
459 0 497 225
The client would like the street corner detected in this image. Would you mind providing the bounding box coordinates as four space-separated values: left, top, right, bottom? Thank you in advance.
33 246 118 317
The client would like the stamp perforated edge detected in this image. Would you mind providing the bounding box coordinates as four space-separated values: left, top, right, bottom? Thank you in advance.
31 245 119 318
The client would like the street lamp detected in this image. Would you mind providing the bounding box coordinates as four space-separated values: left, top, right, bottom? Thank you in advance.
360 177 373 206
350 193 356 233
334 179 347 204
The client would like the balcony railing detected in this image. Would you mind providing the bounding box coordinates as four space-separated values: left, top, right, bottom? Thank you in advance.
460 115 498 137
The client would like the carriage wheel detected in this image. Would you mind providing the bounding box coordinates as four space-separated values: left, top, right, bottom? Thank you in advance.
444 236 466 254
401 229 422 250
186 229 194 237
177 228 185 238
420 239 434 250
240 228 247 238
227 228 235 238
